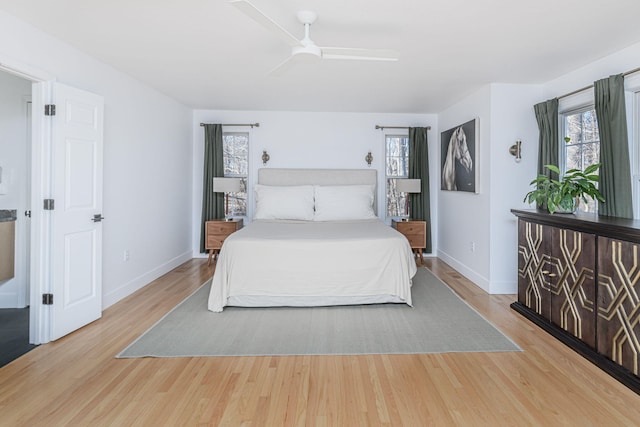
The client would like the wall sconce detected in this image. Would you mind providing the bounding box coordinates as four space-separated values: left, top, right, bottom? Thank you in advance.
262 150 270 166
365 151 373 167
509 140 522 162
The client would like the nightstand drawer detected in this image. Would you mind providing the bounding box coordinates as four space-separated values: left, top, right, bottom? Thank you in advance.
392 219 427 249
395 223 423 235
207 235 228 249
404 234 425 248
206 222 238 235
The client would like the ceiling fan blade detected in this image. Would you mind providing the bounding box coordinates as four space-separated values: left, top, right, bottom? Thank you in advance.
268 55 299 76
268 53 320 76
230 0 302 47
320 47 399 61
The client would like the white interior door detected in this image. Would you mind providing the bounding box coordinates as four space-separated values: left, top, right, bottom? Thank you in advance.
50 82 104 341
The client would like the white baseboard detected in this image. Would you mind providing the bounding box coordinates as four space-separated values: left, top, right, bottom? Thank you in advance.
437 249 490 293
489 280 517 294
436 250 517 294
103 250 193 309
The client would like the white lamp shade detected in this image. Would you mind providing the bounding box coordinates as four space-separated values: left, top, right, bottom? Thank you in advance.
396 179 421 193
213 177 242 193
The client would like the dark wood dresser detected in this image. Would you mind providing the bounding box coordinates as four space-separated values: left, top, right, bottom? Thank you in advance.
511 209 640 394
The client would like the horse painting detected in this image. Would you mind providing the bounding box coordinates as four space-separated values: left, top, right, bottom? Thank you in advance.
441 120 476 192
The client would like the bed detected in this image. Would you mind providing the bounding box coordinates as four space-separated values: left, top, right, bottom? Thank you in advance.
207 168 418 312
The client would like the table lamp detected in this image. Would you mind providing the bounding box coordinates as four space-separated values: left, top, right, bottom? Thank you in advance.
396 178 421 220
213 177 242 220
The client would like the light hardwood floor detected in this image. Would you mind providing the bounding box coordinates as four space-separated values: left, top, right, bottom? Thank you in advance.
1 258 639 426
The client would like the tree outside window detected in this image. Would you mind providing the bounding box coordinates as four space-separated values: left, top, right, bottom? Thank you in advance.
385 135 409 218
223 132 248 216
563 108 600 213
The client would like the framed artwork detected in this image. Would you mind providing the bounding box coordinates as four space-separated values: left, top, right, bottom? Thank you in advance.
440 118 478 193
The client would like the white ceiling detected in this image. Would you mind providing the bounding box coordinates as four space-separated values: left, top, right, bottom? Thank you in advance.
2 0 640 113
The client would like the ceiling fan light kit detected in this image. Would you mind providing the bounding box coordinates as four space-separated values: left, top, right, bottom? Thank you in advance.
230 0 399 73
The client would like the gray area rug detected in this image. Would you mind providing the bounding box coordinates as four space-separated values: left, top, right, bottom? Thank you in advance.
117 268 520 358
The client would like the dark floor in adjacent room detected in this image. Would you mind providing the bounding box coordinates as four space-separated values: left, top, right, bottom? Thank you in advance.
0 308 37 368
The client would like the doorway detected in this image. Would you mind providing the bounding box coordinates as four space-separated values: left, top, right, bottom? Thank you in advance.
0 69 35 365
0 58 105 346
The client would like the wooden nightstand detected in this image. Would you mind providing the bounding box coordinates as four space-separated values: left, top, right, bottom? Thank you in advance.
206 218 243 266
392 219 427 265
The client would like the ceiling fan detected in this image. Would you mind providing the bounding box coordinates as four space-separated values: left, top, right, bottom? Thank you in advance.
230 0 399 74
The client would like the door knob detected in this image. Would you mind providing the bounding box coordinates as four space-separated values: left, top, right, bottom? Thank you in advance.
92 214 105 222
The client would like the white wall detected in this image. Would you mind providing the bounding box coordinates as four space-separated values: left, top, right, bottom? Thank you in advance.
0 11 193 308
488 84 542 293
0 70 31 307
191 110 438 257
541 42 640 101
436 40 640 294
438 86 493 289
437 84 541 293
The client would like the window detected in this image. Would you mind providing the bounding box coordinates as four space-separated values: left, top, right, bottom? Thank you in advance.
223 132 248 216
562 107 600 213
385 134 410 217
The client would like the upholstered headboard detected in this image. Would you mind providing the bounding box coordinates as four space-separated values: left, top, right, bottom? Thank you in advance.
258 168 378 210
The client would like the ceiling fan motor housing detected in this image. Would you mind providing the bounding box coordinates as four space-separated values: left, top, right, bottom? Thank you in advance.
292 44 322 59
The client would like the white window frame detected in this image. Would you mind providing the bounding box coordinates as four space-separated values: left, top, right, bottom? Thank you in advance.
559 105 599 173
384 133 410 220
559 105 601 214
558 90 599 214
222 131 249 218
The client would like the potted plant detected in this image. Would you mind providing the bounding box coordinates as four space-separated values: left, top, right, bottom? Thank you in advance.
523 163 604 214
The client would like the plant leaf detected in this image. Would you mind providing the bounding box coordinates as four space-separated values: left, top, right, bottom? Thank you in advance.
545 164 561 174
584 163 601 174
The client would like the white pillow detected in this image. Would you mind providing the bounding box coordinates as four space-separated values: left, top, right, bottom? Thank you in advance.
254 184 315 220
314 185 377 221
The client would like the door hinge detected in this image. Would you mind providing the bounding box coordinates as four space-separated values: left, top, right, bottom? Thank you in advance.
43 199 55 210
42 293 53 305
44 104 56 116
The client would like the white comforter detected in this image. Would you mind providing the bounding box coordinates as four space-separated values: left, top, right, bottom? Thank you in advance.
207 219 417 312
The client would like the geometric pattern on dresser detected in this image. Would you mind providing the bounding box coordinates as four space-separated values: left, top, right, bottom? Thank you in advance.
517 220 552 318
548 228 596 347
598 237 640 375
517 220 596 346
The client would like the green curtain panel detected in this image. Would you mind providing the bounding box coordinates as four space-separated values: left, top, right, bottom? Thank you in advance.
594 74 633 218
408 127 432 253
534 98 559 179
200 124 225 253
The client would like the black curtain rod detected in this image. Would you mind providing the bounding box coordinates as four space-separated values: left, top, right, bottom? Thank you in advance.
558 66 640 100
375 125 431 130
199 122 260 128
